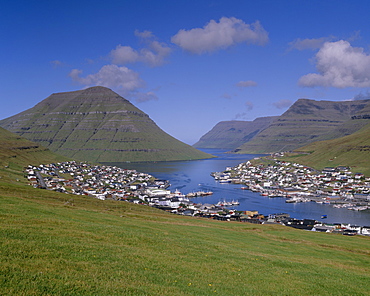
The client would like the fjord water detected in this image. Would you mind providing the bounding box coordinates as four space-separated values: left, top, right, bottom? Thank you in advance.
115 149 370 226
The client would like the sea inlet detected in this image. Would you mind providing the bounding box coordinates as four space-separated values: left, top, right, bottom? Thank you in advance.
111 149 370 227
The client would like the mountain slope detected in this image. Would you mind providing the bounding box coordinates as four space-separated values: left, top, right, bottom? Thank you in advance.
193 116 277 149
0 127 68 183
0 87 212 162
235 98 370 153
283 122 370 175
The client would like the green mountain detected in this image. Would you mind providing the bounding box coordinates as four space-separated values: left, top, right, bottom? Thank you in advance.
193 116 277 149
235 98 370 153
0 86 212 163
283 122 370 175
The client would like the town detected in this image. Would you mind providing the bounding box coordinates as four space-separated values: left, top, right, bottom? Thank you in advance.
212 158 370 210
25 160 370 236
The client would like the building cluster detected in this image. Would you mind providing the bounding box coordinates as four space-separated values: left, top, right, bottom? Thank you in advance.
25 160 370 236
25 161 157 200
212 160 370 211
262 213 370 236
24 161 215 211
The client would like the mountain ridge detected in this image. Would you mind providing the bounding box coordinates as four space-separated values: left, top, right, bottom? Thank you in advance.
232 98 370 153
0 86 212 163
193 116 277 149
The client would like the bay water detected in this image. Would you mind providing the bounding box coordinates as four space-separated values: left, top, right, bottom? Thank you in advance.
112 149 370 226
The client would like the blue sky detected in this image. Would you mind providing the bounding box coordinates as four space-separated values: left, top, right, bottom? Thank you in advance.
1 0 370 144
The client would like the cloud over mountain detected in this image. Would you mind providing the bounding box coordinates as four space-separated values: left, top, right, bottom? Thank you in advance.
171 17 268 54
299 40 370 88
272 99 292 109
69 65 145 92
352 91 370 101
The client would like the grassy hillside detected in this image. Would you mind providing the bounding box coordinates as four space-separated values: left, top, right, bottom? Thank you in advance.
0 86 212 162
280 122 370 176
0 127 68 184
1 182 370 296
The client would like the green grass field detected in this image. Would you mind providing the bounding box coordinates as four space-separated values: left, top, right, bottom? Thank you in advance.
1 181 370 296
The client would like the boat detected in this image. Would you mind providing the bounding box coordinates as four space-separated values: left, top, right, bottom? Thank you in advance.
321 215 327 219
216 200 233 207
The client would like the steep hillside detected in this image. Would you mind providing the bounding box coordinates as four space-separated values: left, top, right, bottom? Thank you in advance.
282 122 370 175
0 127 68 183
235 98 370 153
0 87 212 162
193 116 277 149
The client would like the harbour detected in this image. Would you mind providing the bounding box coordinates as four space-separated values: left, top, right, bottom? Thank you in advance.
114 149 370 226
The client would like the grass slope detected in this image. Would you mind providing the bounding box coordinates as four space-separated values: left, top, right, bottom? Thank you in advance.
280 122 370 176
0 127 68 184
1 183 370 296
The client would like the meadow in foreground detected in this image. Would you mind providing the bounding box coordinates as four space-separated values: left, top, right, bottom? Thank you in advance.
1 181 370 296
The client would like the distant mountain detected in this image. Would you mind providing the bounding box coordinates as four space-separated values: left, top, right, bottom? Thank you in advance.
286 122 370 176
234 98 370 154
193 117 277 149
0 87 212 163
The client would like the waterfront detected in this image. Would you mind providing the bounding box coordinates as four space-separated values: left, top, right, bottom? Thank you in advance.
114 149 370 226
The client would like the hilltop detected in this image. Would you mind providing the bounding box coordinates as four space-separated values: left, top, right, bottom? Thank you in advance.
235 98 370 153
0 86 212 163
193 116 277 149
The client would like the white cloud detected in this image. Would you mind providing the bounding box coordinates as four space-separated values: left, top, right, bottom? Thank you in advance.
134 29 154 39
110 31 171 67
299 40 370 88
50 60 64 67
351 91 370 101
110 46 140 65
272 99 292 109
171 17 268 54
234 101 254 119
288 37 334 51
236 80 257 87
221 93 233 99
234 112 248 119
134 91 159 103
245 101 254 111
69 65 160 103
69 65 145 91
